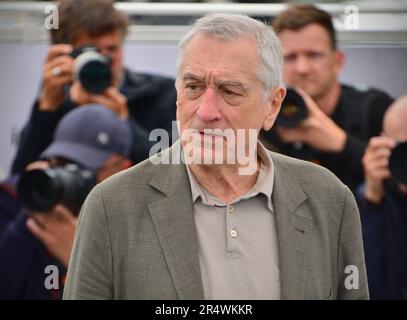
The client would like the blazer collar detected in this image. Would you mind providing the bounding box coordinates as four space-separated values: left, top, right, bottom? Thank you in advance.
148 140 205 299
271 153 312 299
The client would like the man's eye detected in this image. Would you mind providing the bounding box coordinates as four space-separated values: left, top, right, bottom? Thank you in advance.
284 54 296 63
308 52 323 59
184 83 204 98
224 89 237 96
185 83 203 92
186 84 198 90
223 88 243 97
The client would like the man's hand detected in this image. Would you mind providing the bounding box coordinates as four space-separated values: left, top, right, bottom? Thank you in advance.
70 83 129 119
362 136 396 204
39 44 74 112
276 89 346 153
26 205 77 268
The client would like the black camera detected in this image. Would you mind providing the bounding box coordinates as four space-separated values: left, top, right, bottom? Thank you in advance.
71 45 112 94
276 88 308 128
17 164 96 213
389 141 407 185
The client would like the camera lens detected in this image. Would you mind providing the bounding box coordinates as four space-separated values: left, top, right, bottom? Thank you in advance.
17 166 96 213
276 88 308 128
389 142 407 185
72 47 112 94
17 169 63 212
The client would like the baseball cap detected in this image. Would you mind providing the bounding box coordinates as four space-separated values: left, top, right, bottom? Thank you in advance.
41 104 132 171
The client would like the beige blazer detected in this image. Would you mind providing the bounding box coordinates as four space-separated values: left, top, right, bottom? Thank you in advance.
63 141 369 299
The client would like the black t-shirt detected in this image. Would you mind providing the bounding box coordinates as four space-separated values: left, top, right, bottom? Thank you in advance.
260 84 394 192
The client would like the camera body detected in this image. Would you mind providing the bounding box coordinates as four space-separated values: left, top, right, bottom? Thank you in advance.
17 164 96 213
276 88 308 128
71 45 112 94
389 141 407 185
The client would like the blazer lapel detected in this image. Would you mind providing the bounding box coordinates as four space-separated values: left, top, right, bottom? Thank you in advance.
272 154 313 299
148 142 204 299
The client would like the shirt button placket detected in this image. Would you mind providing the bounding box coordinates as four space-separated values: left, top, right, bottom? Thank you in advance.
226 205 239 256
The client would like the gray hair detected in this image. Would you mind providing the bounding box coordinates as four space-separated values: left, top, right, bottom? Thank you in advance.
177 13 283 92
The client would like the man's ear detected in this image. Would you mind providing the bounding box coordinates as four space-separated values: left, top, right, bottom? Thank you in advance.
334 50 345 76
262 86 286 131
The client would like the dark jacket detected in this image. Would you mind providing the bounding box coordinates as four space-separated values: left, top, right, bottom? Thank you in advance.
11 69 177 174
356 183 407 299
0 177 20 235
0 177 66 299
0 213 66 299
261 84 393 192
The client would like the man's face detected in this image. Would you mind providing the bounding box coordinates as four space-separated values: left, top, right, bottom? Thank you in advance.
96 154 130 182
46 154 130 183
73 30 124 86
279 24 343 100
176 34 283 164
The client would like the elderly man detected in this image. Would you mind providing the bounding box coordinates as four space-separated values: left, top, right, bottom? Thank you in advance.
64 14 368 300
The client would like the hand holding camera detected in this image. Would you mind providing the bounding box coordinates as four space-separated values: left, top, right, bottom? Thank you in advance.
39 44 74 112
38 44 128 119
363 136 407 204
17 161 86 267
362 136 396 204
276 87 346 153
70 83 128 119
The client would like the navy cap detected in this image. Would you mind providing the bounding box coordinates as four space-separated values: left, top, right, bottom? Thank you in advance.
41 104 131 170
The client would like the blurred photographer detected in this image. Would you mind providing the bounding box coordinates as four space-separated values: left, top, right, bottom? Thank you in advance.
11 0 176 174
0 105 132 299
260 4 393 192
356 96 407 300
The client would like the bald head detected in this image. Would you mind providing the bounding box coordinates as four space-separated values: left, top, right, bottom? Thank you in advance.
383 95 407 141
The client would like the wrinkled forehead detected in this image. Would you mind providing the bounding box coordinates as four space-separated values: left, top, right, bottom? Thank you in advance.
177 34 262 84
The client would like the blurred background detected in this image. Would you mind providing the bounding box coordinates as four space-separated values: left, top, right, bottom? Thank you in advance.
0 0 406 178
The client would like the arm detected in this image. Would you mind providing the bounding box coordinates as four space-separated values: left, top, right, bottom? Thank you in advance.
63 184 113 299
337 187 369 299
334 89 393 186
11 99 75 174
355 184 389 298
11 44 75 174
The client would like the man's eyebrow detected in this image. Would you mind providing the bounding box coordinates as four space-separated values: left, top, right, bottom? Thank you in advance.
182 73 205 82
216 80 250 93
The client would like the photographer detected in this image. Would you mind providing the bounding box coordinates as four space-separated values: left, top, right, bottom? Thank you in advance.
0 105 132 299
260 5 393 192
11 0 176 174
356 96 407 300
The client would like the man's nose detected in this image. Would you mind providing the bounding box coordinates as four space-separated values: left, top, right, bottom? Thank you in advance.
196 88 222 123
294 55 311 74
